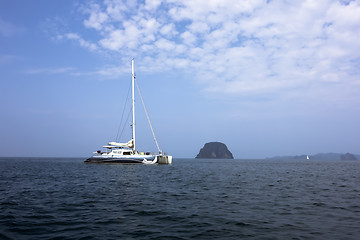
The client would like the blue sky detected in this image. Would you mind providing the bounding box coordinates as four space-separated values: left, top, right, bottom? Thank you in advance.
1 0 360 158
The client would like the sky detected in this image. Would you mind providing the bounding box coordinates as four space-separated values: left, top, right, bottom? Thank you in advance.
1 0 360 159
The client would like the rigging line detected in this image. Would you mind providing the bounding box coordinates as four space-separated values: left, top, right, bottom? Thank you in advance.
135 77 161 153
115 78 132 142
117 107 133 142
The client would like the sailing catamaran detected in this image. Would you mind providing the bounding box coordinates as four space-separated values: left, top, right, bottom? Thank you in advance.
85 59 172 164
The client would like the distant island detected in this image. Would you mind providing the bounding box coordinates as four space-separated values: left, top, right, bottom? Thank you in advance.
267 152 359 161
196 142 234 159
340 153 357 160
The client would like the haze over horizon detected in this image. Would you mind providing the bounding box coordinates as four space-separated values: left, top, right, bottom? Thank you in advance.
1 0 359 159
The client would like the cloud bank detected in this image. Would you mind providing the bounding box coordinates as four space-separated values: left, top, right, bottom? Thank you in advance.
60 0 360 96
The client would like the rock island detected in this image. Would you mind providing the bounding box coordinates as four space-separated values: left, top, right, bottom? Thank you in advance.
196 142 234 159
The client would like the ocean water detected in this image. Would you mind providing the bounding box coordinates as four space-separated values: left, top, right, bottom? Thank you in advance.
1 157 360 240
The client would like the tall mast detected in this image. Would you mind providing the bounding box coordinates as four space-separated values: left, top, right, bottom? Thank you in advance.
132 58 136 150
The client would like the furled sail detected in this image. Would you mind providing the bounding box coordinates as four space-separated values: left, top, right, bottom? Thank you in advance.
108 139 134 149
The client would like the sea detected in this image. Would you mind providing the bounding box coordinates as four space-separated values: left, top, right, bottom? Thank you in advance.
1 157 359 240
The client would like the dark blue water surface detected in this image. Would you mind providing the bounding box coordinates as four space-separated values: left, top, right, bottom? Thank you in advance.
1 157 360 239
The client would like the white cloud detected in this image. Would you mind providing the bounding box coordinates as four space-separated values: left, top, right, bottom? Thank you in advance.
155 38 175 51
104 0 128 21
188 22 210 34
83 3 109 30
145 0 162 11
99 29 126 50
65 33 98 51
63 0 360 100
180 31 196 46
160 23 178 37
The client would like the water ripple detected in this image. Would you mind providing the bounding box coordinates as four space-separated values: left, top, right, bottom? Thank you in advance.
1 158 360 239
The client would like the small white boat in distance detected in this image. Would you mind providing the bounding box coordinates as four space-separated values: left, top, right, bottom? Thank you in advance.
307 155 310 160
85 59 172 164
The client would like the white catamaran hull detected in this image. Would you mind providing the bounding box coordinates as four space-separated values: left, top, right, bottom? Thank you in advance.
85 154 172 164
85 154 157 164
